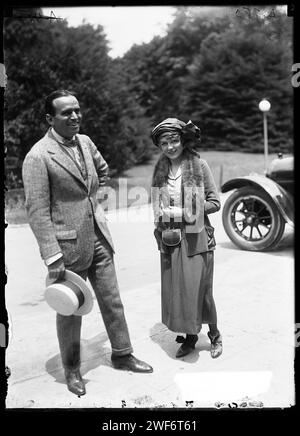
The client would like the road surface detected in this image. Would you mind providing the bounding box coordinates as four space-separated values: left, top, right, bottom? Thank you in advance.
4 194 294 408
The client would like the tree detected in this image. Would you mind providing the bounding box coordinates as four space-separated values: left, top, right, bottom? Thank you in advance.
4 11 154 188
182 8 293 153
120 6 292 154
121 6 240 123
4 6 293 189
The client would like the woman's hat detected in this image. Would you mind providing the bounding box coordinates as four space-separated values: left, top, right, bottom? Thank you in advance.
151 118 201 148
45 270 94 316
151 118 185 145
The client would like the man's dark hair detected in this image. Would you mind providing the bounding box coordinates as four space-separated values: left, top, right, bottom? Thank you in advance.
45 89 76 116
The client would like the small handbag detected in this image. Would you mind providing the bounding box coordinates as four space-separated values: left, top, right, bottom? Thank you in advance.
205 225 216 250
161 228 182 247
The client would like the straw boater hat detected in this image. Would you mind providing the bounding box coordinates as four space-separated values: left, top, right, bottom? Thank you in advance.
45 270 94 316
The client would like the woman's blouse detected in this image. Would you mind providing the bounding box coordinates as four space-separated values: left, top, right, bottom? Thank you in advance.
167 165 182 207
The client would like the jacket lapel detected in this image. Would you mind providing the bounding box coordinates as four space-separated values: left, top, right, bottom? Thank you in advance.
45 130 88 190
77 137 94 193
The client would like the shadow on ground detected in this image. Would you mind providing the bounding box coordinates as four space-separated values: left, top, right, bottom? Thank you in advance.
45 332 111 385
149 322 211 363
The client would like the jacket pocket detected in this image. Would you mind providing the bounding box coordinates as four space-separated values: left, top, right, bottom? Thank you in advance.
55 229 77 240
56 229 79 266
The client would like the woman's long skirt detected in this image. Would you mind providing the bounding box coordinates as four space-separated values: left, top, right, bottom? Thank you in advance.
160 241 217 334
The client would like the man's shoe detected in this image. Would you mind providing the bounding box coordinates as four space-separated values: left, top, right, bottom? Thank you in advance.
207 332 223 359
111 354 153 373
65 369 86 397
176 334 198 358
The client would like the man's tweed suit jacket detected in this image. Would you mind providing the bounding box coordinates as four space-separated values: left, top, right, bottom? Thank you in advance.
22 129 114 272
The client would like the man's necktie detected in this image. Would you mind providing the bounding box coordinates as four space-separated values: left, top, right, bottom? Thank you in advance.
63 137 87 180
63 138 77 147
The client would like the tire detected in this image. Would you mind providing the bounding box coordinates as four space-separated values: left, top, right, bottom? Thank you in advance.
222 186 285 251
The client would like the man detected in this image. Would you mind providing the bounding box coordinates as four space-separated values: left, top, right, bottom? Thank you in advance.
22 89 153 397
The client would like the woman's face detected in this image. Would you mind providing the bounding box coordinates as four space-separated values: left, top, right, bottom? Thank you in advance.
158 132 183 161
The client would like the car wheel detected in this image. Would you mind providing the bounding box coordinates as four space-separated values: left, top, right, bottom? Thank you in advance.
222 186 285 251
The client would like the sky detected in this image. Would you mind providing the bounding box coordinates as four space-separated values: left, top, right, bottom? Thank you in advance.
42 5 287 58
42 6 176 58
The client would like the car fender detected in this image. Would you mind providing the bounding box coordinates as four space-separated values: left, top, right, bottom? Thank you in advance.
221 174 294 227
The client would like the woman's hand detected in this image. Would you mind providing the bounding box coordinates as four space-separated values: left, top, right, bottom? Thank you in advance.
162 206 183 220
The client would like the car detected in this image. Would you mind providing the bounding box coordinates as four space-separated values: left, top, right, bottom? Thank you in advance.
220 153 294 251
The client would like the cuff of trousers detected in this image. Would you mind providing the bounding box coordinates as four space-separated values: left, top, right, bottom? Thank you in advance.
63 361 81 372
111 346 133 357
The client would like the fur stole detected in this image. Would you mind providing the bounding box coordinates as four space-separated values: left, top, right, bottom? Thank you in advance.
152 150 203 188
151 150 204 229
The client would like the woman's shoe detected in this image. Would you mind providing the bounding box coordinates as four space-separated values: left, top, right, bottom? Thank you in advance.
207 332 223 359
176 334 198 358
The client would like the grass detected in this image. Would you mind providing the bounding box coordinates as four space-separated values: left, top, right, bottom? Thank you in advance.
5 150 288 225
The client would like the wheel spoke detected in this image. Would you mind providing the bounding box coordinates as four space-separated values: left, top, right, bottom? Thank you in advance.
256 226 263 237
241 222 248 232
256 204 266 215
227 191 278 245
234 218 248 233
245 198 255 211
258 222 270 230
237 204 247 214
241 200 249 211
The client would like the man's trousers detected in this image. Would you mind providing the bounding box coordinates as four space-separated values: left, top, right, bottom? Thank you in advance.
56 225 133 370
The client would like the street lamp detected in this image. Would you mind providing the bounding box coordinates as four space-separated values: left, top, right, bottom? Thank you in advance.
258 98 271 173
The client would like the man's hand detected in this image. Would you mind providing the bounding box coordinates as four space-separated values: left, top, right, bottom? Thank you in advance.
48 257 66 281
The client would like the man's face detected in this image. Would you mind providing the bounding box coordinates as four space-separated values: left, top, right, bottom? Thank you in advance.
46 95 82 139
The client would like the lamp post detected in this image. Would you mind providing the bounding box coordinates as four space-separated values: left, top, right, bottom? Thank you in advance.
258 98 271 173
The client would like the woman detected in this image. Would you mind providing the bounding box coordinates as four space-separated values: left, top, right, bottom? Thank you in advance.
151 118 222 359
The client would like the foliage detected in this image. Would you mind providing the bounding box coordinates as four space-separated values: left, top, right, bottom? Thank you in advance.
182 8 293 152
121 6 293 154
4 6 293 189
4 11 153 187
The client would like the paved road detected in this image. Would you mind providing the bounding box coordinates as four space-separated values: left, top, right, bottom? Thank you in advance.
4 194 295 408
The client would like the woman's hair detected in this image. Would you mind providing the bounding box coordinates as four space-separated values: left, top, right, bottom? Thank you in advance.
45 89 76 116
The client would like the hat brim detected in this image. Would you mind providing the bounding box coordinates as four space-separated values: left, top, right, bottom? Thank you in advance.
46 270 94 316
